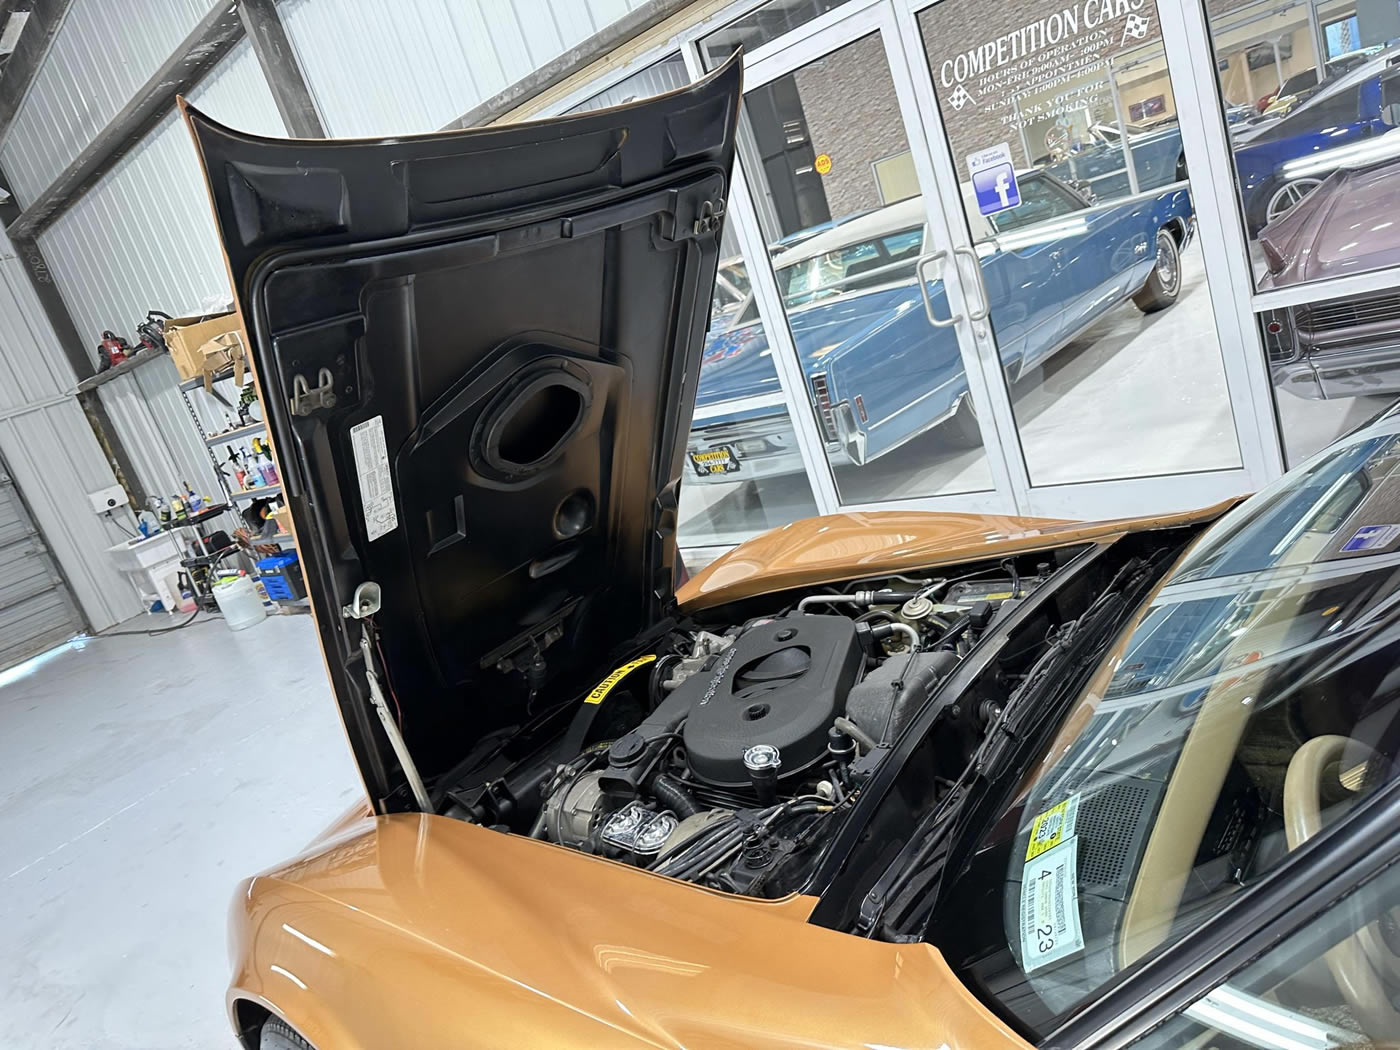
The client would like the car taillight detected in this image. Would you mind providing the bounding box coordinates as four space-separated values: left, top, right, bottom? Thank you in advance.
854 394 868 423
809 373 839 442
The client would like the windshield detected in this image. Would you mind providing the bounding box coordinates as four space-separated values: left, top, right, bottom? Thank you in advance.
711 260 756 330
774 226 924 305
1093 121 1148 142
927 420 1400 1037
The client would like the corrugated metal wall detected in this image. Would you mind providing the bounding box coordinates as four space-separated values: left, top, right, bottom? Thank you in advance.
38 39 284 364
0 464 86 668
0 0 215 206
0 226 139 631
280 0 650 136
35 39 286 502
0 0 663 626
564 53 690 113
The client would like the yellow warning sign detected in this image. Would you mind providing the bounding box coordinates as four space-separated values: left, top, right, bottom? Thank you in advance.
814 153 833 176
1026 795 1080 860
584 654 657 705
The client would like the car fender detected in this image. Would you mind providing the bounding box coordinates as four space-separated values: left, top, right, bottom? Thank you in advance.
227 881 370 1050
1152 187 1193 227
818 289 966 446
677 499 1239 609
226 813 1032 1050
1140 189 1193 258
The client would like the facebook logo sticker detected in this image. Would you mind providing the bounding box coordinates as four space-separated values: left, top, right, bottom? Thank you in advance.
972 164 1020 215
966 142 1020 216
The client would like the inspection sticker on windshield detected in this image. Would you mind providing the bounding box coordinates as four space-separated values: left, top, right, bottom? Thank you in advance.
1020 836 1085 973
1341 523 1400 552
1026 794 1080 860
350 415 398 542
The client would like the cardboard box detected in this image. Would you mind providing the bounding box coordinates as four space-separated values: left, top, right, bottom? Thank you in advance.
164 312 242 382
198 330 246 391
270 507 293 538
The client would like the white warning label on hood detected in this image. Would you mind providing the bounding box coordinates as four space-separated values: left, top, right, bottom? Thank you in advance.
350 414 398 542
1019 835 1085 973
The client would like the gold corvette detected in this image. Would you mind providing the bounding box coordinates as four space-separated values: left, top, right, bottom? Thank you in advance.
185 56 1400 1050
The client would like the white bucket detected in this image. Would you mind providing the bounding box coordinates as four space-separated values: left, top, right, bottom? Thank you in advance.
213 574 268 631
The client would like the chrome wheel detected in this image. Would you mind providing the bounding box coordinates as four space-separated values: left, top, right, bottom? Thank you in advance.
1154 232 1180 296
1265 178 1323 223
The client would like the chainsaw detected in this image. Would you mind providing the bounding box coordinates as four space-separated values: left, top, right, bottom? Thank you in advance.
96 330 131 372
135 310 172 353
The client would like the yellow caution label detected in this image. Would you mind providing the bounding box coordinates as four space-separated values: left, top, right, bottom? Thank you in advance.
1026 795 1080 861
584 654 657 705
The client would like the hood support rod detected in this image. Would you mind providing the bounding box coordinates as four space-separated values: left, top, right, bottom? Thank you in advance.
345 582 433 812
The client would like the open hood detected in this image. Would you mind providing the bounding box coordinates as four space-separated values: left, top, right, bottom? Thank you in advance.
183 57 741 805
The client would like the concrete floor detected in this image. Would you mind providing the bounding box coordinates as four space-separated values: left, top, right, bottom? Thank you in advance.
0 614 359 1050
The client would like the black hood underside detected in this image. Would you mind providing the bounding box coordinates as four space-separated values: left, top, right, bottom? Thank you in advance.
183 57 742 801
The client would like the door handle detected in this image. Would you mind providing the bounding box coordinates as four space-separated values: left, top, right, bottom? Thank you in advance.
915 251 962 329
953 245 992 323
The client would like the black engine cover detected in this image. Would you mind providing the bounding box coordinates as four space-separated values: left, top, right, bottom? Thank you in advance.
676 614 863 788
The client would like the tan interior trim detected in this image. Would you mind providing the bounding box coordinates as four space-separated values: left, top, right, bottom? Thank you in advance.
1117 580 1285 968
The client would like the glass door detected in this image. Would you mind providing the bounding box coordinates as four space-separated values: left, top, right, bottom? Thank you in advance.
700 1 1021 512
898 0 1270 518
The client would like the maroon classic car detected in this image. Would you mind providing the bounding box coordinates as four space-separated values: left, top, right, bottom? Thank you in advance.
1261 155 1400 400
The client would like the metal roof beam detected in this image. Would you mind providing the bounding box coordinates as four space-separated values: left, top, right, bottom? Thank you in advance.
6 0 245 241
0 0 76 145
237 0 323 138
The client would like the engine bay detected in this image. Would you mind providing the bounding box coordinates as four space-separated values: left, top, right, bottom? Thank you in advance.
441 555 1065 896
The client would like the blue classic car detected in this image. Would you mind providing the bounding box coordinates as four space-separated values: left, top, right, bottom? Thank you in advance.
686 171 1192 481
1044 120 1186 201
1232 50 1400 231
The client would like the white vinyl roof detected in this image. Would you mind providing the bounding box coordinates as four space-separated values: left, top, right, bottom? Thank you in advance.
770 185 1008 269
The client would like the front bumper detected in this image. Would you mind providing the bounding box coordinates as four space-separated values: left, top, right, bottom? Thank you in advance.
686 417 808 483
1273 343 1400 401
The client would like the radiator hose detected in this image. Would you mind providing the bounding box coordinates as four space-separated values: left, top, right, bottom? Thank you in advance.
652 774 702 818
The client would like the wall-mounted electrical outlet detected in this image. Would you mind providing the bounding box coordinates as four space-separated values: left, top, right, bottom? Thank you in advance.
87 485 129 514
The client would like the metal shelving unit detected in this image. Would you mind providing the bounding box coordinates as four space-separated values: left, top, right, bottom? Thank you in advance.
73 348 171 393
203 421 265 447
177 371 292 555
178 364 237 392
228 484 281 502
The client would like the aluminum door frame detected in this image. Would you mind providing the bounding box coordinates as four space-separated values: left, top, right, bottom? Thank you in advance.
684 0 1026 518
891 0 1281 521
1171 0 1400 470
536 0 1289 522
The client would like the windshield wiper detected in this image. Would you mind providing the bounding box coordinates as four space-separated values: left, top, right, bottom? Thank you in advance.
856 555 1162 940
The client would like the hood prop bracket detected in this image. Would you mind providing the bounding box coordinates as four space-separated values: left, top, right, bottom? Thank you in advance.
343 581 433 813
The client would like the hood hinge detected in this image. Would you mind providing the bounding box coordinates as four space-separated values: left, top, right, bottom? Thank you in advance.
658 181 727 242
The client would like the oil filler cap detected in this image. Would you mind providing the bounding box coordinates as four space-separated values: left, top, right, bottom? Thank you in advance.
609 732 648 767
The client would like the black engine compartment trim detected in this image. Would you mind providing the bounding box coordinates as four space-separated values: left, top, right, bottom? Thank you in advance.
803 540 1112 916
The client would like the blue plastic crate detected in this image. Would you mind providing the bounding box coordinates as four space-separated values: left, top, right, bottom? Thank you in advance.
255 551 305 602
